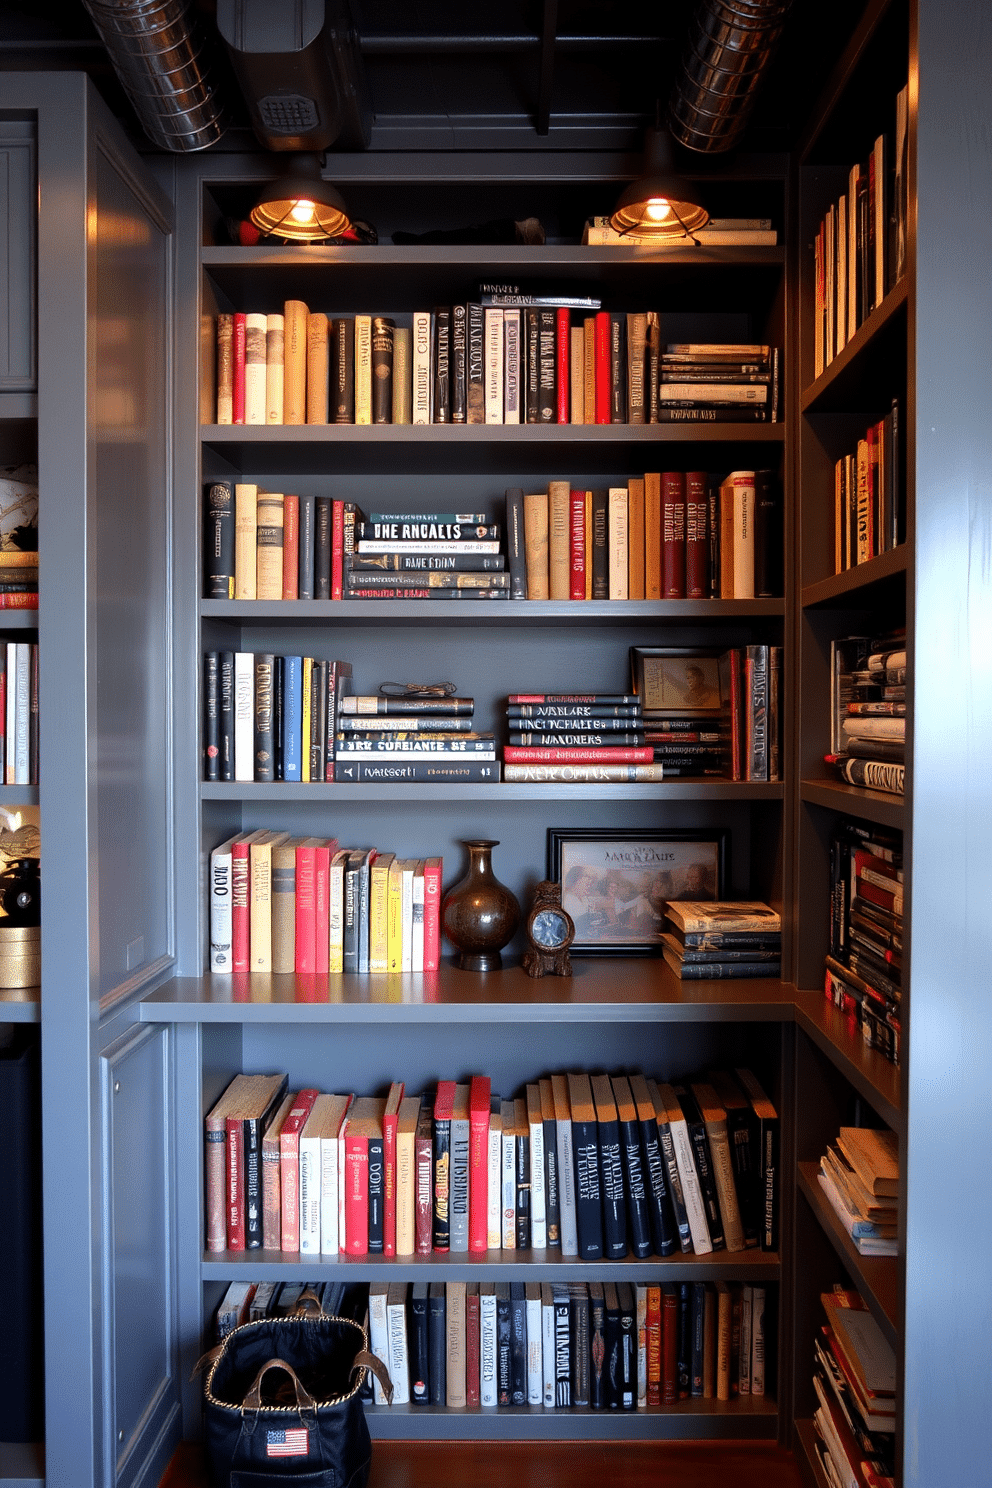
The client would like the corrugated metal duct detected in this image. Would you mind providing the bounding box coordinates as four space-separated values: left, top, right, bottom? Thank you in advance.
669 0 793 153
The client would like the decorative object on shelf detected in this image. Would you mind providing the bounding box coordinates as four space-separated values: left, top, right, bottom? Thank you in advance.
609 124 709 241
378 681 457 698
441 839 520 972
522 880 575 978
631 645 725 718
249 152 355 242
548 827 728 954
0 806 39 986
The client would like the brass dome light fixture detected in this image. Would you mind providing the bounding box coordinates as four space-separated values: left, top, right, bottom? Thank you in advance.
610 126 709 241
249 152 352 242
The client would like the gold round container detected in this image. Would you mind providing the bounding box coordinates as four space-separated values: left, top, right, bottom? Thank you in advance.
0 924 40 988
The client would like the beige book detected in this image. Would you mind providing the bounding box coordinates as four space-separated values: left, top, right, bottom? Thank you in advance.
719 471 756 598
395 1095 421 1256
523 491 550 599
392 326 412 423
627 476 645 599
608 486 629 599
265 314 284 423
354 314 372 424
306 312 329 423
626 312 648 424
837 1126 899 1195
216 313 234 424
255 491 284 600
570 324 585 424
547 480 571 600
643 471 662 599
244 312 267 424
271 836 306 974
445 1281 467 1407
368 852 395 973
282 300 308 424
249 831 290 974
200 313 216 425
583 315 596 424
234 482 258 599
691 1082 746 1252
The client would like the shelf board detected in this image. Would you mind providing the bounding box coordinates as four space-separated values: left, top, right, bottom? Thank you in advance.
0 1439 44 1486
801 546 907 609
0 612 38 632
0 392 37 420
794 1417 831 1488
0 784 39 807
141 963 799 1024
800 277 908 414
201 781 785 803
800 779 905 830
202 244 786 271
793 989 901 1133
202 597 785 626
0 986 39 1022
364 1394 779 1440
797 1163 899 1349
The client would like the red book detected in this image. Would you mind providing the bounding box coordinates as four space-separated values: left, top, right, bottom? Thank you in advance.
0 594 38 609
280 1088 319 1252
225 1115 246 1250
294 839 318 974
569 489 585 599
465 1284 481 1405
331 499 345 600
685 471 708 598
661 472 686 598
646 1285 661 1405
282 494 299 599
468 1075 491 1252
503 745 654 764
723 648 743 780
343 1096 386 1256
414 1097 434 1256
313 839 333 973
232 312 247 425
383 1080 406 1258
231 831 262 973
661 1283 678 1404
556 308 571 422
594 312 611 423
423 857 443 971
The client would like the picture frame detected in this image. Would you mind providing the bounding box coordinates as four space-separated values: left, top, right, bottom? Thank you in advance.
630 645 726 718
547 827 729 954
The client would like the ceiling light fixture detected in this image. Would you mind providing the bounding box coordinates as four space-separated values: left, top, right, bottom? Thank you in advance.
249 152 352 243
609 125 709 241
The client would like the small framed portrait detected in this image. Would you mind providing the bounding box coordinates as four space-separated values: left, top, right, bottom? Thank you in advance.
630 646 725 717
548 827 729 954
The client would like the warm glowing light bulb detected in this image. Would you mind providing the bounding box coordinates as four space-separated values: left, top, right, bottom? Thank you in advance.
290 199 316 224
645 198 672 222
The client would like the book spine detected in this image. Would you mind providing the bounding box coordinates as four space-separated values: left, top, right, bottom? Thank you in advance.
451 303 467 424
306 312 329 423
354 315 372 424
371 317 394 424
367 1132 385 1253
466 304 484 424
556 307 570 422
503 308 521 424
610 313 627 422
484 307 504 424
569 489 586 600
333 317 354 422
548 481 571 601
538 310 556 423
662 472 687 598
598 1116 627 1260
231 312 246 424
594 312 611 423
620 1117 653 1259
392 326 411 423
627 312 646 424
480 1288 497 1406
433 308 451 423
571 1117 604 1260
215 313 233 424
450 1115 470 1253
282 301 307 424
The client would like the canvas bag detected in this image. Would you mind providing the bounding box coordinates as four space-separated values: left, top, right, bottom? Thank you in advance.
198 1297 393 1488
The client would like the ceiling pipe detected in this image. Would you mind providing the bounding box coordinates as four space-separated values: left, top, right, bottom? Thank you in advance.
80 0 226 152
668 0 793 154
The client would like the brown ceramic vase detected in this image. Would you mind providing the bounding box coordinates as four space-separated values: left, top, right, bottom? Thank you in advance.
440 839 521 971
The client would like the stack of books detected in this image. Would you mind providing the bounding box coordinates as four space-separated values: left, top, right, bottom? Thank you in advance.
814 1289 896 1488
825 820 902 1067
345 513 508 600
661 902 783 980
656 345 778 423
818 1126 899 1257
826 634 906 796
502 693 659 783
335 693 498 783
834 402 902 572
0 464 38 610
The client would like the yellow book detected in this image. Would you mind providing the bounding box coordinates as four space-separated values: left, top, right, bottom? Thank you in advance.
301 658 313 783
644 472 662 600
583 315 596 425
234 482 258 600
369 852 395 973
282 299 308 424
395 1095 421 1256
547 480 571 601
570 324 585 424
249 830 289 973
354 315 372 425
523 491 549 600
387 857 404 972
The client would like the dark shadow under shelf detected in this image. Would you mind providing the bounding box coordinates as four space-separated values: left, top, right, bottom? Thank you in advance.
801 779 904 830
797 1162 899 1349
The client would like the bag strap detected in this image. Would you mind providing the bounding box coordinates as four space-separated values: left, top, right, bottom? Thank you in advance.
190 1343 223 1380
243 1358 317 1413
353 1348 394 1404
292 1287 325 1318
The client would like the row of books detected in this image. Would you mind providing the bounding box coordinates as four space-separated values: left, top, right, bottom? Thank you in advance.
813 1288 896 1488
817 1125 899 1257
210 299 780 427
812 83 908 380
833 402 902 573
203 653 355 783
660 900 782 981
825 634 906 797
213 1276 771 1410
0 642 37 785
825 819 903 1068
204 1068 779 1262
207 835 443 976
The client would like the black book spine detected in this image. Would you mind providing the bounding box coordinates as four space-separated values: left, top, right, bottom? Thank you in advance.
658 1122 693 1253
537 309 556 423
543 1115 560 1247
203 651 220 781
432 309 451 423
253 653 275 782
310 659 326 784
569 1287 590 1407
367 1132 385 1253
371 317 394 424
571 1118 604 1260
759 1115 779 1252
677 1282 691 1398
753 471 781 597
509 1283 527 1404
428 1287 446 1404
219 651 234 782
640 1116 678 1257
298 492 316 599
588 1284 606 1408
273 655 284 781
610 313 627 422
525 309 540 423
553 1292 571 1406
315 496 332 599
619 1116 652 1259
505 487 527 599
496 1286 512 1405
591 489 609 598
603 1291 620 1409
433 1114 451 1251
690 1282 706 1396
451 303 467 423
515 1127 530 1250
409 1287 430 1403
466 303 485 424
617 1283 636 1409
597 1115 627 1259
707 480 721 598
204 481 235 598
333 317 355 423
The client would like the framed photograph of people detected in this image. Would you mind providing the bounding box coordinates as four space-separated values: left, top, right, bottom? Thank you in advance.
630 645 725 718
548 827 729 954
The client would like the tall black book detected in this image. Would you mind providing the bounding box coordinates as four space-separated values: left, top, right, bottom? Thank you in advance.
332 317 355 422
590 1074 627 1260
219 651 235 782
432 308 451 423
610 313 627 422
677 1281 691 1398
690 1282 706 1397
298 492 316 599
753 470 782 597
253 653 275 783
204 480 235 598
451 303 467 423
509 1282 527 1405
315 496 332 599
505 487 527 600
553 1286 571 1406
525 309 540 423
735 1067 779 1252
409 1282 429 1403
496 1283 512 1405
371 317 394 424
428 1282 446 1404
566 1072 603 1261
204 651 220 781
588 1281 606 1409
367 1121 385 1255
611 1075 653 1260
648 1077 693 1254
272 655 284 781
591 489 609 598
616 1281 637 1410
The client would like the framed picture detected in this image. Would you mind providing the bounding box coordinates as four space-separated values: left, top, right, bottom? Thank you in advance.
548 827 729 954
630 645 725 717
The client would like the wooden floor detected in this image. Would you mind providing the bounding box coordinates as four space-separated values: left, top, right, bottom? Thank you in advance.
160 1438 805 1488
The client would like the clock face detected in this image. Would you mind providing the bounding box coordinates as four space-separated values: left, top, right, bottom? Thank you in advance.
530 907 572 949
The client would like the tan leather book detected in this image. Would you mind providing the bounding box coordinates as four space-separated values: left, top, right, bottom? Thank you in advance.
392 326 412 423
234 482 258 599
354 314 372 424
523 491 550 599
627 476 645 598
200 313 216 425
627 311 648 424
446 1280 467 1407
249 831 290 973
282 300 308 424
583 315 596 424
306 311 329 423
548 480 571 600
255 491 284 601
644 471 662 599
608 486 629 599
244 312 267 424
691 1081 746 1252
395 1095 421 1257
216 312 233 424
265 313 284 423
271 836 306 973
570 324 585 424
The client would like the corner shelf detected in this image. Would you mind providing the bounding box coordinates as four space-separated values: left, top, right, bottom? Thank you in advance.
800 278 908 415
797 1162 899 1348
800 779 904 830
801 545 907 609
793 989 901 1134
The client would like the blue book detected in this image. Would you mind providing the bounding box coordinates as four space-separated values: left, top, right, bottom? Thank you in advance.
282 656 303 781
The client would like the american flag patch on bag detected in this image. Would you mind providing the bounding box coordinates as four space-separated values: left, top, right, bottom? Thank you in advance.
266 1427 309 1457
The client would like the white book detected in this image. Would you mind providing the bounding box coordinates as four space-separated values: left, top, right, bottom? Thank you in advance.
298 1131 321 1255
501 1100 516 1249
554 1080 578 1257
367 1283 391 1405
541 1282 556 1406
411 861 425 972
208 834 238 972
660 1083 712 1254
233 651 254 782
480 1282 498 1406
319 1126 340 1256
400 859 415 972
484 307 504 424
265 313 284 424
503 308 521 423
487 1098 502 1250
386 1281 410 1404
4 643 14 784
412 311 432 424
244 312 267 424
526 1087 547 1249
750 1284 765 1396
525 1283 543 1404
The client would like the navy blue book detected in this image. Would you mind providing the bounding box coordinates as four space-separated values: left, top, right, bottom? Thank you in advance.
677 1281 691 1398
616 1282 637 1410
428 1282 446 1404
690 1282 706 1397
367 1126 385 1255
611 1076 653 1259
409 1283 429 1404
509 1283 527 1405
204 480 235 599
567 1072 603 1261
629 1073 679 1256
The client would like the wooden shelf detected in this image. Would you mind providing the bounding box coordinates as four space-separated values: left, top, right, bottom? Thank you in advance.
363 1394 779 1440
797 1163 899 1348
794 1417 831 1488
800 779 904 830
202 597 786 626
800 278 908 415
201 781 785 803
801 545 907 609
793 990 901 1133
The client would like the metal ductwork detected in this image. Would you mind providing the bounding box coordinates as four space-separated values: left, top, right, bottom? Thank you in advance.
669 0 793 154
80 0 226 152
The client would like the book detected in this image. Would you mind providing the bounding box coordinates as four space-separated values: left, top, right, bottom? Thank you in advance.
445 1280 467 1407
465 1282 481 1406
279 1087 319 1252
611 1074 652 1259
468 1075 491 1252
523 490 550 599
449 1083 471 1253
566 1072 603 1261
735 1067 779 1251
480 1282 498 1407
525 1082 547 1249
414 1096 434 1256
299 1093 349 1257
628 1071 678 1257
428 1283 446 1404
590 1073 626 1259
409 1282 430 1404
433 1080 455 1252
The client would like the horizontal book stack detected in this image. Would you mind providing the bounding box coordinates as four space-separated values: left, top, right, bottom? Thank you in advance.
208 835 443 977
824 819 903 1067
661 902 782 981
335 693 498 784
204 1067 779 1262
834 402 902 572
817 1126 899 1257
582 215 778 248
656 345 778 423
0 464 38 609
813 83 909 380
1 641 38 784
826 635 906 797
202 651 353 783
813 1289 896 1488
502 693 658 784
345 513 508 600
